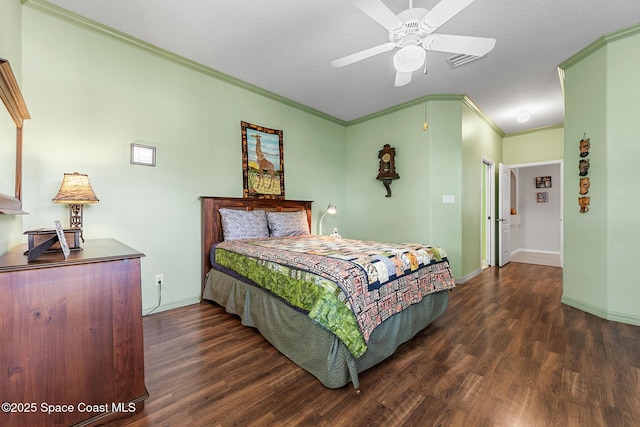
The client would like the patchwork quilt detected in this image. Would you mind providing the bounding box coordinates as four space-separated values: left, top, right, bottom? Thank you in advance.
212 235 455 358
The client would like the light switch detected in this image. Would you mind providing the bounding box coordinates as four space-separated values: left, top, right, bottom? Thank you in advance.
443 195 455 204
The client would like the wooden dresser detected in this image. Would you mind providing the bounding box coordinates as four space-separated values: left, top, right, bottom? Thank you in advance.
0 239 148 427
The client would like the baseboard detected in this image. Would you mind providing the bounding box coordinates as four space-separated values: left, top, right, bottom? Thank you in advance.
456 268 482 284
143 296 201 316
511 248 561 255
560 295 608 318
561 295 640 326
605 310 640 326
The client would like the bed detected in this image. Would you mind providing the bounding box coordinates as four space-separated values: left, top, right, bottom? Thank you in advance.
200 196 455 389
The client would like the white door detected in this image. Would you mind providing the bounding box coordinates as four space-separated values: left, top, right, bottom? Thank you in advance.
498 163 511 267
482 159 495 267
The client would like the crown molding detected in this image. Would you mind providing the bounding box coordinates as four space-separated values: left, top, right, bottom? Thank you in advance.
347 94 504 138
23 0 505 134
462 96 505 137
559 21 640 70
23 0 348 126
504 123 564 138
347 94 465 126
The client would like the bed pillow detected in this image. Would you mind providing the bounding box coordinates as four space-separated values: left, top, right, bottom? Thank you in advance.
219 208 269 241
267 210 310 237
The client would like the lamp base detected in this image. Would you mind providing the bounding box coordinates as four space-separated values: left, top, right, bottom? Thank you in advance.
69 204 85 241
70 203 83 227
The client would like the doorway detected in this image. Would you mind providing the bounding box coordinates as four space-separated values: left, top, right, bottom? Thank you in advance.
501 160 563 268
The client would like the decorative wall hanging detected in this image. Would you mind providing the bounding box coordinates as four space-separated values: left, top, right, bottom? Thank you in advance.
579 177 590 195
578 159 590 176
376 144 400 197
578 134 591 213
578 196 590 213
536 192 549 203
579 137 590 157
241 121 285 199
535 176 552 188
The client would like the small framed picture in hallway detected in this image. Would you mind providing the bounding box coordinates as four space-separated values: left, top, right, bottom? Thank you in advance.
536 192 549 203
241 121 285 199
535 176 552 188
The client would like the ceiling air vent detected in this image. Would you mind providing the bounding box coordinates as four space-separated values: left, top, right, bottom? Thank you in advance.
446 53 481 69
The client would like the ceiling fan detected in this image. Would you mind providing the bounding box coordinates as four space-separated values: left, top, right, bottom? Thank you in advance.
332 0 496 86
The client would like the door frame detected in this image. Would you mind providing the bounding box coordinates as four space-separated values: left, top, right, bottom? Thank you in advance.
504 159 564 267
481 157 496 267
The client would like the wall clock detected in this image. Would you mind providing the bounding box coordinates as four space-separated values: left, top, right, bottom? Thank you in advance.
376 144 400 197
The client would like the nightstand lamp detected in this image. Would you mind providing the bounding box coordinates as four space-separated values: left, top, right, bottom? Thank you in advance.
53 172 99 241
318 204 336 235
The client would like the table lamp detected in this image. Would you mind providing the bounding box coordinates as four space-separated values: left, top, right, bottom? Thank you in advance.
318 204 336 235
53 172 99 241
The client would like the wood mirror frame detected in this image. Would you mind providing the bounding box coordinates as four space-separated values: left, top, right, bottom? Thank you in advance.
0 58 30 215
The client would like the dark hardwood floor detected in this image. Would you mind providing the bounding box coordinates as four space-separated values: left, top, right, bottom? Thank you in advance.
106 263 640 426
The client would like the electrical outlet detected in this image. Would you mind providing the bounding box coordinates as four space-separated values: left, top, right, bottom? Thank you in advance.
155 274 164 286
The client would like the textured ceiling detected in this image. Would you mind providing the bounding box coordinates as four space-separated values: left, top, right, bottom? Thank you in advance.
41 0 640 134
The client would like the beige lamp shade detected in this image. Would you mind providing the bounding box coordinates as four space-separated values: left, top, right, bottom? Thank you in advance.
52 172 99 204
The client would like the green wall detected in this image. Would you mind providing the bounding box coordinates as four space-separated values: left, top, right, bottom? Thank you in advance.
461 102 503 278
21 4 347 312
344 99 462 276
428 100 463 277
344 103 431 243
345 97 503 279
503 125 564 164
0 0 24 255
561 24 640 325
606 29 640 321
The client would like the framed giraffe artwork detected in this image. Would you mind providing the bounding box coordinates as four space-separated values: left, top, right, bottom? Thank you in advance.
241 121 285 199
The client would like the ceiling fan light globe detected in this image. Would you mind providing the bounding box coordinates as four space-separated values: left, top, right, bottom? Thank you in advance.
393 45 426 73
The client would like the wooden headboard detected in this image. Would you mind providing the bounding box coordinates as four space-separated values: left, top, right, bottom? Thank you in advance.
200 196 313 298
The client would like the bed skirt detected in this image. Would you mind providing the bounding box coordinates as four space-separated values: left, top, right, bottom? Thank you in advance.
203 268 450 389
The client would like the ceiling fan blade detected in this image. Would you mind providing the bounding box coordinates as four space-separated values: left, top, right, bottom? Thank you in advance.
394 71 412 87
424 34 496 56
331 42 396 68
421 0 476 32
351 0 403 31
